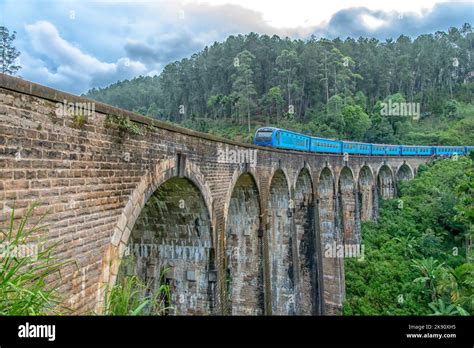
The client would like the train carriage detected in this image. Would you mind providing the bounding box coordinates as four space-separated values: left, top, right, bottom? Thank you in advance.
277 129 311 151
310 137 342 154
371 144 401 156
342 141 371 155
401 145 432 156
434 146 466 156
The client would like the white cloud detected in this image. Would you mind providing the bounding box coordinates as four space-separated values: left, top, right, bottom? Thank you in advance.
361 14 386 29
185 0 440 28
23 21 147 94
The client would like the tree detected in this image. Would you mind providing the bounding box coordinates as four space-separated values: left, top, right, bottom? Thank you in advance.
0 26 21 75
342 104 371 140
207 94 222 119
413 258 445 302
275 49 300 117
321 95 345 133
231 50 257 132
262 86 284 124
428 299 466 316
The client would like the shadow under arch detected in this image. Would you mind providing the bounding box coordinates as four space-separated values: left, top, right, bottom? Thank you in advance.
396 163 414 182
97 158 215 315
377 164 395 199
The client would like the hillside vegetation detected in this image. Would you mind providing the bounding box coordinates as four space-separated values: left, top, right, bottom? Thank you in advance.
86 24 474 146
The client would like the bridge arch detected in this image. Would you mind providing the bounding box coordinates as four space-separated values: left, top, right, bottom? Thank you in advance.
267 168 294 315
377 164 395 199
223 171 264 315
318 167 335 198
396 163 414 182
97 158 215 314
358 165 375 221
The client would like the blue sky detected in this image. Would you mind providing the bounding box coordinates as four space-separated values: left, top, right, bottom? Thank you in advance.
1 0 473 94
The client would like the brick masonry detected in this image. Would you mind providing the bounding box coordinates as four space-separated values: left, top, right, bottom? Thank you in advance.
0 74 430 315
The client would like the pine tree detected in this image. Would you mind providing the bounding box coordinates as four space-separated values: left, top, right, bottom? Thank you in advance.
231 50 257 132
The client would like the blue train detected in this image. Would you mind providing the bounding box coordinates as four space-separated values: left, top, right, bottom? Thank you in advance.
253 127 473 157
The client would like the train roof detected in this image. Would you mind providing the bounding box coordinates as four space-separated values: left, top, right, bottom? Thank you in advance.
256 127 278 132
341 140 371 145
257 127 310 136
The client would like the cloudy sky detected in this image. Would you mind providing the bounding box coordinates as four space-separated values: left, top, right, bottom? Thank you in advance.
1 0 473 94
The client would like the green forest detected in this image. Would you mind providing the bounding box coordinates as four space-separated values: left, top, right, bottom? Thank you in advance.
86 23 474 146
344 155 473 315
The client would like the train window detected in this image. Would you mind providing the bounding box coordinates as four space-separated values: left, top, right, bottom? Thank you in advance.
256 130 274 141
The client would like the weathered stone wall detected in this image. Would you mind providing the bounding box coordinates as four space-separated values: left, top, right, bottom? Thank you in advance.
0 74 430 315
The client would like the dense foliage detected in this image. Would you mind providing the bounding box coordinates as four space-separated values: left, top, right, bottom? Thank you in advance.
86 24 474 145
343 156 474 315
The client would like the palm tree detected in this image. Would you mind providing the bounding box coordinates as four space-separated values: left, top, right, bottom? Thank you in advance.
437 264 474 313
428 299 468 316
412 258 445 301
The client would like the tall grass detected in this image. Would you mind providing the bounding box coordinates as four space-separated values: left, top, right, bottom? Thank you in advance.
0 204 72 315
104 267 173 315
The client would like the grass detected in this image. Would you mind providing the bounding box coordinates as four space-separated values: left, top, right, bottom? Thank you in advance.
103 268 173 316
0 203 73 315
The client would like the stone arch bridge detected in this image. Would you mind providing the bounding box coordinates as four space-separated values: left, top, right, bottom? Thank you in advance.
0 74 430 315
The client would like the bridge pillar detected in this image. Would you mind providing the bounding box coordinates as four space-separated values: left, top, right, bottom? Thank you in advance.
293 168 319 315
354 189 362 244
372 185 379 221
317 168 343 314
224 173 264 315
267 170 294 315
358 166 374 221
339 168 357 245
